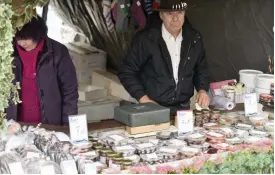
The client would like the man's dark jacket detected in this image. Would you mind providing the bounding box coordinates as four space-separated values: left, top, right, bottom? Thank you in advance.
118 22 210 114
6 37 79 125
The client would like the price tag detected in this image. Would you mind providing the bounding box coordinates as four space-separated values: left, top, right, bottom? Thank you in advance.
69 114 88 144
120 4 125 8
244 93 258 116
136 1 141 6
60 160 78 174
85 163 97 174
8 162 24 174
176 110 194 134
41 165 55 174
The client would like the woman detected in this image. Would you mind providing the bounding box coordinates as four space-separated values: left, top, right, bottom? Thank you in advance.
6 16 78 125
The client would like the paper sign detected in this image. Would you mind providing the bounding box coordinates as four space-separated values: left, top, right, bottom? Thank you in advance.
8 162 24 174
176 110 194 134
41 165 55 174
60 160 78 174
85 163 97 174
244 93 258 116
120 4 125 8
69 114 88 144
137 1 141 6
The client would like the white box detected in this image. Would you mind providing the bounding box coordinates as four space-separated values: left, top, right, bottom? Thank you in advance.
78 96 121 123
78 85 107 101
92 71 137 103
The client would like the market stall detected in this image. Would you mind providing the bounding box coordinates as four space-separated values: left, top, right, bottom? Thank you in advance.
0 103 273 174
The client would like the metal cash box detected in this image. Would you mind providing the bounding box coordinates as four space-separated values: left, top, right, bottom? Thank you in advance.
114 103 170 127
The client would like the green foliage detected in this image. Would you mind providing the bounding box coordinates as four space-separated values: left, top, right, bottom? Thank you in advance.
0 3 20 125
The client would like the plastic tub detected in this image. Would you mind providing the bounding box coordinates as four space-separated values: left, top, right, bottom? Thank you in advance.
255 74 274 90
239 69 263 88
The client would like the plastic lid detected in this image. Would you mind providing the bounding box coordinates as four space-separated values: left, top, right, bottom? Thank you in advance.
202 109 210 114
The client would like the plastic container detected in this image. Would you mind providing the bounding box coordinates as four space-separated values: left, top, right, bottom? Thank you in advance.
225 137 243 145
156 131 173 140
156 146 180 161
249 129 269 137
179 146 201 158
236 129 249 138
123 154 140 164
264 121 274 132
194 111 203 127
211 143 231 151
203 123 221 130
206 131 226 144
202 109 211 124
112 145 136 156
255 74 274 90
104 134 128 147
210 109 221 122
186 133 206 145
189 142 210 152
134 143 157 154
166 139 187 148
140 153 163 165
239 69 263 89
235 123 253 130
249 116 268 126
244 136 262 144
218 127 236 138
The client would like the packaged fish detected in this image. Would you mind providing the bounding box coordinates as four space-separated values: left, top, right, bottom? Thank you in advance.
205 131 226 144
225 137 243 145
134 142 157 155
186 133 206 145
140 153 163 165
156 146 180 161
218 127 236 138
179 146 201 158
112 145 137 156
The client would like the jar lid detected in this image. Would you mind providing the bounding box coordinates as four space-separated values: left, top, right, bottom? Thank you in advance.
271 83 274 88
94 144 103 149
195 111 203 115
100 148 110 153
202 109 210 114
211 109 220 113
107 152 117 157
122 159 132 165
113 156 123 161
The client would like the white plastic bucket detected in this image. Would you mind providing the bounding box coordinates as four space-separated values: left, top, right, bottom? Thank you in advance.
255 87 270 101
239 69 263 88
255 74 274 90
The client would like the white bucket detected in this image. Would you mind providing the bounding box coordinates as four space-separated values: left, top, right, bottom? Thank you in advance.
239 69 263 88
255 87 270 101
255 74 274 90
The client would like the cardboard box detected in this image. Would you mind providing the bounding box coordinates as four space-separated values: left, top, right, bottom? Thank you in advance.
92 71 137 103
78 85 107 101
126 122 170 135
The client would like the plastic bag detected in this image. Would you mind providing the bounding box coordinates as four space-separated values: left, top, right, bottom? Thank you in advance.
0 151 24 174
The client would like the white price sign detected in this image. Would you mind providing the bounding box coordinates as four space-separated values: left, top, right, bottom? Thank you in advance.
244 93 258 116
176 110 194 134
69 114 88 144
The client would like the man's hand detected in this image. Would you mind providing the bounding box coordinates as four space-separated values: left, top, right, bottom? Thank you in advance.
196 90 210 108
139 95 157 104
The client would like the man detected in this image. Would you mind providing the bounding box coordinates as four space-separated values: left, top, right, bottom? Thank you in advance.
6 16 78 125
118 0 210 115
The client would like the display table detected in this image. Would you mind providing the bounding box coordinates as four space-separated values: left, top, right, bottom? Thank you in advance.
19 103 274 134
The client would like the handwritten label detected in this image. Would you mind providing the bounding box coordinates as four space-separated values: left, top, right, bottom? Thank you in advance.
120 4 125 8
69 114 88 144
176 110 194 134
41 165 55 174
8 162 24 174
244 93 258 116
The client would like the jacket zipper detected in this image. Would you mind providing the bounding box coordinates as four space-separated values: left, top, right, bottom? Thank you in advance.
175 40 192 91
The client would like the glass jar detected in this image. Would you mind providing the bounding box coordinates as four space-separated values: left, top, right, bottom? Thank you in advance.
99 148 110 164
111 156 123 170
121 159 133 170
210 109 221 122
106 152 117 167
93 143 103 150
271 83 274 96
202 109 210 124
195 111 203 127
